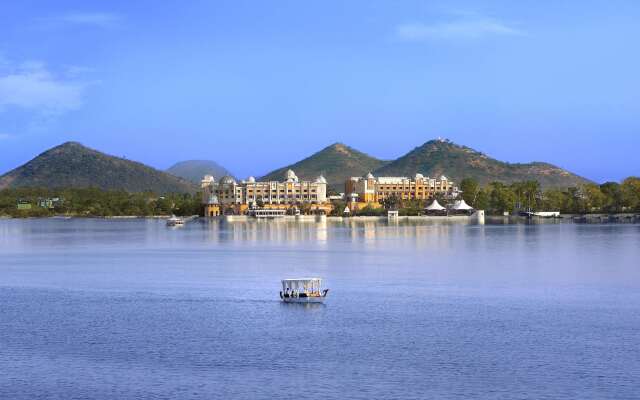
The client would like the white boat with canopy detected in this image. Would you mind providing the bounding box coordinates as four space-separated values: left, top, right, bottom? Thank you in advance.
166 215 185 226
280 278 329 303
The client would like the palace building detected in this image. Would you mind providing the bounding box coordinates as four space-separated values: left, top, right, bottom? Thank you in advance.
345 173 458 209
201 169 330 216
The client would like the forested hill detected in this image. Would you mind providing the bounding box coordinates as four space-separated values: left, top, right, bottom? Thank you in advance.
374 139 591 188
0 142 197 193
259 143 388 191
167 160 233 183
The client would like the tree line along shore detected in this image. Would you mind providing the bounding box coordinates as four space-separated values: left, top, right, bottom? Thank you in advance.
1 177 639 218
323 177 640 217
0 188 201 218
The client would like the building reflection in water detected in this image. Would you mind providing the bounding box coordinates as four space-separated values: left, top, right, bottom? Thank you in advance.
202 218 331 245
200 217 489 252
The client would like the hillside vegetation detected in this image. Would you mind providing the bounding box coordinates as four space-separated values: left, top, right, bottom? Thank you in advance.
0 142 196 193
167 160 233 183
260 143 388 191
374 139 590 188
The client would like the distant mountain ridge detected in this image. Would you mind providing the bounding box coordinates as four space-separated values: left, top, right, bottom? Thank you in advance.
373 139 591 188
0 139 592 194
0 142 197 193
259 143 388 191
167 160 233 183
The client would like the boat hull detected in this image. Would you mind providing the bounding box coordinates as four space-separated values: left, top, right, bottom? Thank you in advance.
280 289 328 303
281 296 326 303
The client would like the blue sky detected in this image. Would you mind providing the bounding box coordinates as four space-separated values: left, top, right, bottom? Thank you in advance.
1 0 639 182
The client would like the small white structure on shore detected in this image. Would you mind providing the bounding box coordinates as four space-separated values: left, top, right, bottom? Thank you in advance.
425 199 447 215
449 199 474 215
450 199 473 211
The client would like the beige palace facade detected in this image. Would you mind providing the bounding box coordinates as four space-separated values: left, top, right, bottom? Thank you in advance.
345 172 458 209
201 169 330 216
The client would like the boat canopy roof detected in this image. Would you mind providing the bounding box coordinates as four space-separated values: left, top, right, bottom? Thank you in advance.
282 278 322 291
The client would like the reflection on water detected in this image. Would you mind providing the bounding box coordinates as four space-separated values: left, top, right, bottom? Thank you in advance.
1 218 639 399
0 216 580 249
278 302 326 311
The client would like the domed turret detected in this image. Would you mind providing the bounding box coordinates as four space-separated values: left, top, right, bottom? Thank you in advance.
247 176 256 183
365 172 375 179
202 175 215 183
220 175 236 185
285 169 298 182
316 175 327 184
415 173 424 180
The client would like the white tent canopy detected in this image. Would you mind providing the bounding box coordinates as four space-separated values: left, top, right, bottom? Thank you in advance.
425 199 446 211
450 199 473 210
282 278 322 292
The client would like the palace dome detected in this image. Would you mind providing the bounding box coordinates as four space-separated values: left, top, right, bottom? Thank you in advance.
220 175 236 184
285 169 299 182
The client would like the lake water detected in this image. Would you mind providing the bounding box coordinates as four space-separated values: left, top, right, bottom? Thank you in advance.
1 218 639 399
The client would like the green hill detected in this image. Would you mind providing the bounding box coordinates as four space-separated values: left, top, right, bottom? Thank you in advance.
167 160 233 183
374 139 591 188
0 142 197 193
259 143 388 191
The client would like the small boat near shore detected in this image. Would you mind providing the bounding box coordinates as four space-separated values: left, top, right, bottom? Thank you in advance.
280 278 329 303
519 211 561 219
166 215 185 226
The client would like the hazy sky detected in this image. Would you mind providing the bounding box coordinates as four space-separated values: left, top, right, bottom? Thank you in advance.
1 0 639 182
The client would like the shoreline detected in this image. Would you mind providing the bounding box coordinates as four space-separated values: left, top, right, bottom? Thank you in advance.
1 212 639 223
0 215 183 220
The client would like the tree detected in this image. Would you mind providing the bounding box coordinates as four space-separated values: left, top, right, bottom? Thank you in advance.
329 200 346 216
581 184 606 212
600 182 624 213
382 194 400 210
510 180 540 211
621 177 640 211
460 178 480 207
488 182 516 214
474 188 490 211
540 189 567 212
566 187 586 213
511 181 526 210
355 205 385 216
524 180 541 210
